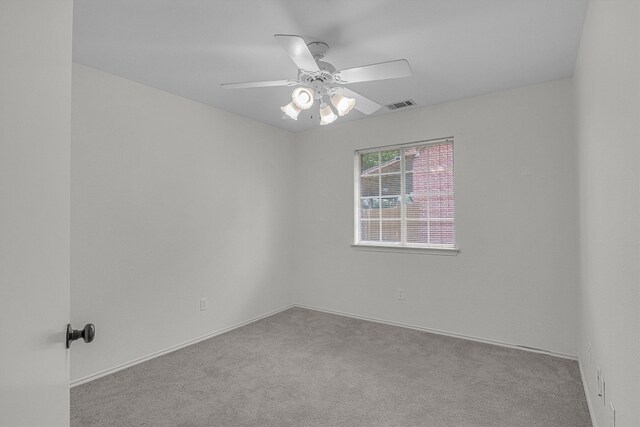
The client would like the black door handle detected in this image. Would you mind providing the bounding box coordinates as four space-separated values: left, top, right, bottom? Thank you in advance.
66 323 95 348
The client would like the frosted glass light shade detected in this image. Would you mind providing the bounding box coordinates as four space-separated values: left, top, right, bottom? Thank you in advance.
319 103 338 125
292 87 314 110
281 101 301 120
330 94 355 116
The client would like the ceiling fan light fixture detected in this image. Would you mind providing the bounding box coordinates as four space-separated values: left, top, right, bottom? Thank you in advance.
292 87 314 110
330 93 356 116
281 101 301 120
319 103 338 126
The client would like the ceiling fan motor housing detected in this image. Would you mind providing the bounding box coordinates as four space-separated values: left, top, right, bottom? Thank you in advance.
299 50 338 99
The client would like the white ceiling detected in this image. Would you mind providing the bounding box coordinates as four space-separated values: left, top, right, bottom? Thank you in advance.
73 0 588 132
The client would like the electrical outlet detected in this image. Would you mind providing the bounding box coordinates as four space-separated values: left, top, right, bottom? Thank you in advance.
200 297 208 311
397 289 405 300
609 402 615 427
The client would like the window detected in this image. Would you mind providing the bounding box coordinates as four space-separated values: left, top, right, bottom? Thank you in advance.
354 138 456 250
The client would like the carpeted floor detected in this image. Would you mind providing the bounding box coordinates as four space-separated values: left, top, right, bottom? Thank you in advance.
71 307 592 426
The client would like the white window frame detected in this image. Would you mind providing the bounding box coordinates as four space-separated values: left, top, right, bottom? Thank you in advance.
352 137 459 255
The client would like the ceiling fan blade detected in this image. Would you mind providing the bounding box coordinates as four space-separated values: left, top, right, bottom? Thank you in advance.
274 34 320 73
336 59 412 84
334 87 381 115
221 79 298 89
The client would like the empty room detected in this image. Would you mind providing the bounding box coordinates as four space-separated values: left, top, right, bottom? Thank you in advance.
1 0 638 426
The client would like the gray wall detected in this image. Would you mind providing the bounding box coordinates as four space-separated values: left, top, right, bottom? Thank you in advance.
293 79 579 357
71 64 295 382
574 1 640 426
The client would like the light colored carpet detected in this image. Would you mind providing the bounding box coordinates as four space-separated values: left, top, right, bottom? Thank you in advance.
71 307 592 426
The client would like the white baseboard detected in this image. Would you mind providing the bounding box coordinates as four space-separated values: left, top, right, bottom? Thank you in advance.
294 303 578 361
70 304 294 387
578 358 598 427
71 302 579 389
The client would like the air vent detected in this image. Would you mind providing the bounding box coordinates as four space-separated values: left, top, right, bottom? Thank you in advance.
385 99 416 110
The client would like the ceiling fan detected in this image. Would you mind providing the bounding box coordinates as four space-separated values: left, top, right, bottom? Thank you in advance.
221 34 412 125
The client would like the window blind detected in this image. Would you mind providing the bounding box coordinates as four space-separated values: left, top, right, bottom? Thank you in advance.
355 139 455 248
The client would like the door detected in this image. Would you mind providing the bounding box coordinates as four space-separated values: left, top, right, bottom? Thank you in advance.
0 1 73 426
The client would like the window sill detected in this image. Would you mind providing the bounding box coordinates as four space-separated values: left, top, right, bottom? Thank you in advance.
350 244 460 256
